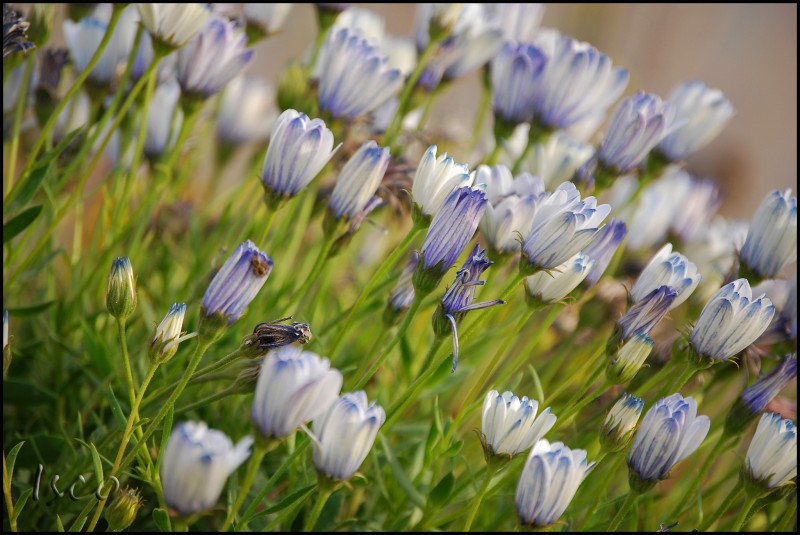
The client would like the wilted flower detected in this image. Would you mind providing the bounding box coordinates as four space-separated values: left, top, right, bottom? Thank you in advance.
743 412 797 492
516 440 595 528
481 390 556 458
137 3 210 50
524 253 594 307
739 189 797 280
582 219 627 287
160 421 253 515
315 28 402 120
201 241 273 327
606 333 654 384
600 393 644 452
104 486 144 532
527 131 594 189
657 80 734 162
490 42 546 127
726 355 798 435
415 187 488 294
630 244 701 310
3 4 34 58
243 4 292 39
107 257 137 321
627 394 710 491
260 109 339 206
217 75 275 146
616 286 677 341
251 346 342 439
144 80 182 159
309 391 385 480
329 141 391 221
520 182 611 273
177 16 253 99
432 244 504 371
690 279 775 362
384 252 419 326
411 145 472 219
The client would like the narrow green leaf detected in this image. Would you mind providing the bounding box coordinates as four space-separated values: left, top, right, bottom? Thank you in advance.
3 205 43 243
88 443 104 488
152 507 171 532
379 434 426 508
433 396 443 436
107 386 127 429
56 515 65 532
6 300 54 316
10 488 33 522
5 441 25 482
250 484 316 521
529 364 545 403
429 473 455 508
10 162 50 210
157 405 174 471
442 439 463 458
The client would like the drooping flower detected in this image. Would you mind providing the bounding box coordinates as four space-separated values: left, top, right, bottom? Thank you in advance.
743 412 797 491
627 394 710 491
3 4 34 58
481 390 556 458
309 391 385 480
629 243 701 310
251 346 343 439
739 189 797 280
516 440 595 528
160 421 253 515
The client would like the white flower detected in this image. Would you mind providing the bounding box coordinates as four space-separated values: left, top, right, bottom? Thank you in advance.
160 421 253 515
309 391 385 480
260 109 339 200
490 42 547 125
329 141 391 221
484 3 545 43
515 440 594 527
331 7 385 44
527 131 594 189
657 80 734 162
217 75 276 146
137 3 210 49
739 189 797 279
627 394 710 484
243 3 292 36
600 393 644 452
744 412 797 490
379 35 417 76
690 279 775 361
480 195 539 254
630 243 701 310
481 390 556 457
251 346 343 439
144 80 182 159
524 253 594 304
150 303 194 361
411 145 472 218
473 164 514 204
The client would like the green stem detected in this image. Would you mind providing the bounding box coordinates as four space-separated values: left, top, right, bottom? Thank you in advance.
256 208 277 250
557 363 606 424
607 491 637 531
350 293 425 390
546 344 605 404
463 464 496 531
13 7 123 192
285 231 337 315
775 498 797 532
416 89 439 133
123 48 157 205
576 454 620 530
5 54 34 195
699 484 743 531
635 359 676 397
733 495 758 531
304 485 335 532
221 445 269 531
485 141 502 166
658 365 697 399
117 319 137 408
383 351 448 431
176 386 239 416
329 223 423 358
417 336 446 377
668 432 731 520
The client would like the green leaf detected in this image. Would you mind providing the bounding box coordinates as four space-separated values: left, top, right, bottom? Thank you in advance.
529 364 545 403
6 301 54 317
88 443 104 488
3 205 43 243
157 405 174 471
10 487 33 523
5 441 25 482
250 484 316 521
9 162 51 210
379 434 426 509
429 473 455 508
16 248 65 283
152 507 172 532
56 515 65 532
442 440 463 458
107 386 127 429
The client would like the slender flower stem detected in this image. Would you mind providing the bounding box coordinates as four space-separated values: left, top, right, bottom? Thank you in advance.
733 495 758 531
557 363 607 424
576 454 620 530
635 359 677 397
221 445 269 532
5 54 34 195
546 344 605 404
256 208 277 249
304 484 335 532
775 498 797 532
123 45 157 207
658 365 698 399
384 351 448 431
12 7 123 192
484 141 502 166
287 231 337 315
607 491 637 531
329 223 424 358
117 319 137 407
699 484 743 531
351 293 425 390
463 464 497 531
418 336 446 378
668 432 732 520
416 89 440 133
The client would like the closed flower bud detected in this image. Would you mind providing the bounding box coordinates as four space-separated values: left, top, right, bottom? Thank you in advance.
384 252 419 326
309 391 385 480
137 3 210 50
657 80 734 162
690 279 774 362
251 346 342 439
150 303 193 364
106 257 136 321
743 412 797 494
630 243 701 310
411 145 472 220
201 241 272 338
726 355 797 436
600 394 644 453
627 394 710 492
481 390 556 459
582 219 627 287
177 16 253 99
260 109 339 207
739 189 797 280
161 421 253 515
414 187 488 295
105 486 143 532
520 182 610 274
432 245 504 371
516 440 595 528
490 42 546 127
329 141 391 221
525 253 594 307
616 286 677 342
606 333 653 384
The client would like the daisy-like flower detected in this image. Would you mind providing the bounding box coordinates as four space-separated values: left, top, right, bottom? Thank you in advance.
629 243 701 310
600 393 644 452
739 189 797 280
137 3 210 50
410 145 472 219
481 390 556 458
742 412 797 492
524 253 594 307
726 355 798 435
